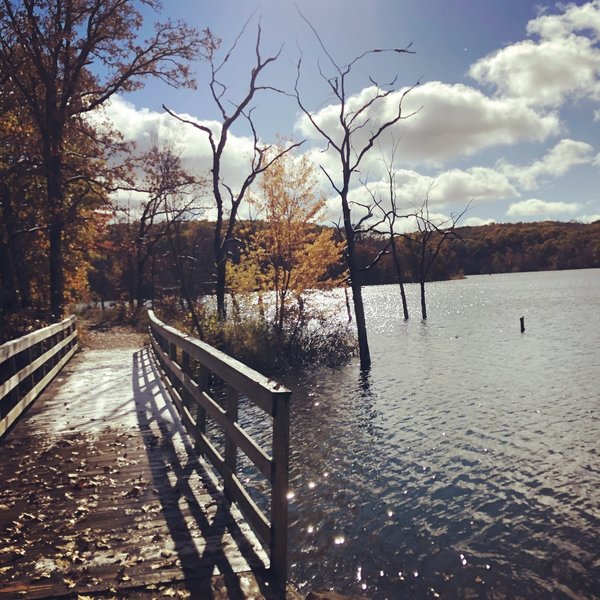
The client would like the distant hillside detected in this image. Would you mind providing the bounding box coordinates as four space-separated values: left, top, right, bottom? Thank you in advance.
356 220 600 285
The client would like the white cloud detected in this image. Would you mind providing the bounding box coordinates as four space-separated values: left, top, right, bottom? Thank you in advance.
320 165 516 227
296 82 560 167
96 95 261 208
527 0 600 40
344 166 515 213
469 2 600 107
506 198 582 217
431 167 517 204
463 216 497 227
501 139 595 190
576 213 600 223
594 109 600 121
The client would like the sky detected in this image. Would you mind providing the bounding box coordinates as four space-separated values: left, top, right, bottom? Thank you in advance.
102 0 600 228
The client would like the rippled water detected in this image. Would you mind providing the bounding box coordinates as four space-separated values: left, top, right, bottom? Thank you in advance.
284 269 600 599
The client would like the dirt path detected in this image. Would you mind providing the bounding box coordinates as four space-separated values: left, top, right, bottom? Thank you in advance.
77 321 148 351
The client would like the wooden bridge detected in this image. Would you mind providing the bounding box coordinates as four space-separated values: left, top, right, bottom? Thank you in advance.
0 312 294 599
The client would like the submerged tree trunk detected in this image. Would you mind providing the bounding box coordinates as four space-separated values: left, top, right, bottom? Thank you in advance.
349 265 370 368
420 280 427 321
342 190 371 370
390 238 409 320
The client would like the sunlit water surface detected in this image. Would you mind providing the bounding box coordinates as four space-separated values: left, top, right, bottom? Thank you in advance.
280 270 600 599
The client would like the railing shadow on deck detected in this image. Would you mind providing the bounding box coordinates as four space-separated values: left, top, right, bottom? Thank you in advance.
132 347 272 599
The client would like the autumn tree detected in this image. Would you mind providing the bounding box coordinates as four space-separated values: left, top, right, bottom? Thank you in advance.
121 137 204 316
0 69 111 320
229 147 343 331
294 13 419 369
0 0 214 318
164 20 302 321
0 77 40 314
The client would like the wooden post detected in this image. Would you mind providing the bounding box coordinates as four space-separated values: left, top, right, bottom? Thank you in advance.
195 365 208 435
224 385 238 477
181 351 192 411
7 354 18 409
520 316 525 333
270 391 290 595
168 341 178 389
24 346 33 396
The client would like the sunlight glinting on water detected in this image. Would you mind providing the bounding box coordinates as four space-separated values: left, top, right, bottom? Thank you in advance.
284 270 600 599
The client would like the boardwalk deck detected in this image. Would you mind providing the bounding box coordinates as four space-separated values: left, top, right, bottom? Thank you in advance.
0 341 283 599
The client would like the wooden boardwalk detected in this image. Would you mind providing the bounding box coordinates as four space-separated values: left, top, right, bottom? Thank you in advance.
0 341 285 599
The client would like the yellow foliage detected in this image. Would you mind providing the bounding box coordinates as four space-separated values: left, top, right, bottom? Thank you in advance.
229 145 345 329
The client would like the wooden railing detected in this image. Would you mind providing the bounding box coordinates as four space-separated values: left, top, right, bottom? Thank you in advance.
0 316 78 439
147 310 290 593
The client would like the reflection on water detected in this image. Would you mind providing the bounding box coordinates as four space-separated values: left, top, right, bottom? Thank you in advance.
285 270 600 599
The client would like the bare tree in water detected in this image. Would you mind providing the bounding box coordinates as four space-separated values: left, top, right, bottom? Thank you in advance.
406 191 468 320
358 141 411 320
293 12 419 369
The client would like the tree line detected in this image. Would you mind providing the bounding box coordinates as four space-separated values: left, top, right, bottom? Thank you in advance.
86 218 600 308
356 220 600 284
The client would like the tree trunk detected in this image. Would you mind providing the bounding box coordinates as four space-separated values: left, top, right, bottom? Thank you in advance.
349 263 370 369
0 184 19 312
45 126 66 319
134 250 147 316
420 280 427 320
167 231 205 340
0 236 18 313
49 214 65 319
342 190 371 370
215 255 227 321
390 238 409 320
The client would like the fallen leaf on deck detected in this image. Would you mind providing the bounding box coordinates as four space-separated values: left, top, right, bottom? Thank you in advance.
116 566 131 582
63 577 77 588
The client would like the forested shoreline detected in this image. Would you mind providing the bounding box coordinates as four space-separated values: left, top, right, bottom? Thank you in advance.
357 220 600 284
87 219 600 304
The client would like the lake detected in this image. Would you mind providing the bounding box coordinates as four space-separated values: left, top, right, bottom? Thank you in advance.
283 269 600 599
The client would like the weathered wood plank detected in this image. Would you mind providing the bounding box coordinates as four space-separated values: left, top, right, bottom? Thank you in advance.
0 341 77 439
0 316 76 362
152 333 274 481
148 311 289 414
0 329 77 399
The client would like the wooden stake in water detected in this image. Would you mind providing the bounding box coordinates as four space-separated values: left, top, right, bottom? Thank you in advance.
520 316 525 333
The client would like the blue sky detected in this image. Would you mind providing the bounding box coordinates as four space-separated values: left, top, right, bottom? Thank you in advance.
105 0 600 227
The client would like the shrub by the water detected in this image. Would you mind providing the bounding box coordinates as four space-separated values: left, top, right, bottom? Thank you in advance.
154 296 357 375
